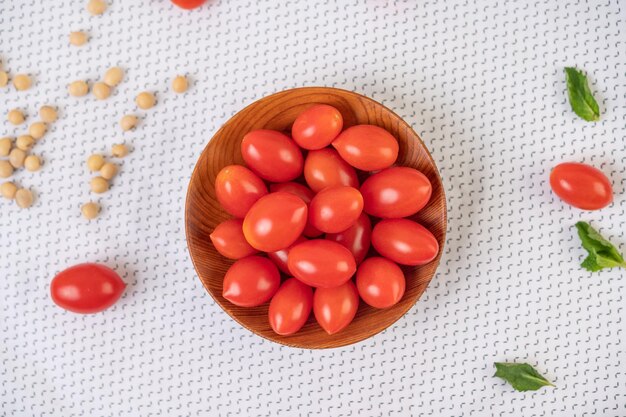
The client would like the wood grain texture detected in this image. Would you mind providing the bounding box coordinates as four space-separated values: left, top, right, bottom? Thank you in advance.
185 87 447 349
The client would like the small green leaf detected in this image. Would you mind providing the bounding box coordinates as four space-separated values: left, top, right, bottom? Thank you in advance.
565 67 600 122
494 362 554 392
576 221 626 272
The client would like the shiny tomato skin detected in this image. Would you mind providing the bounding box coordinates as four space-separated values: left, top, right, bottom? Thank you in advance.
215 165 268 218
287 239 357 288
361 167 432 218
371 219 439 266
304 148 359 193
356 257 405 308
268 278 313 335
268 236 307 275
309 186 363 233
549 162 613 210
50 263 125 314
210 219 258 259
269 182 324 237
241 130 303 182
243 192 308 252
326 212 372 265
171 0 206 9
222 256 280 307
331 125 398 171
291 105 343 150
313 281 359 335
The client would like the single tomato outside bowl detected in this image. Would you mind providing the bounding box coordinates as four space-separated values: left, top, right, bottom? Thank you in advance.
185 87 447 349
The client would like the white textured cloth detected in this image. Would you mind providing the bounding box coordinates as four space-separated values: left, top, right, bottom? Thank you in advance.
1 1 625 416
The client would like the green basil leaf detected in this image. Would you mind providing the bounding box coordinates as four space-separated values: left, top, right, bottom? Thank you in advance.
576 221 626 272
494 362 554 392
565 67 600 122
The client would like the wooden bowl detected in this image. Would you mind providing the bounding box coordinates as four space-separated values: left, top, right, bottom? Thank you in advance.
185 87 447 349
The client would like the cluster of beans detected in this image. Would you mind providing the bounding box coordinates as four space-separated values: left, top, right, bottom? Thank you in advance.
82 145 129 220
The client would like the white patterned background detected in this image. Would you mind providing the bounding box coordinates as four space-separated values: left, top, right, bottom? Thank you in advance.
1 0 625 416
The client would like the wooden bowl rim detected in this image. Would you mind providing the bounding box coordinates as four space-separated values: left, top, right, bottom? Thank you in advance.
185 86 447 349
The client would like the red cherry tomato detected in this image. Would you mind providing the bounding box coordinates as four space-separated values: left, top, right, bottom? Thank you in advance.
269 182 323 237
304 148 359 193
243 192 308 252
241 130 303 182
210 219 258 259
360 167 432 218
222 256 280 307
50 263 125 314
171 0 206 9
549 162 613 210
371 219 439 266
268 236 307 274
291 104 343 150
313 281 359 335
308 186 363 233
331 125 399 171
287 239 356 288
268 278 313 335
215 165 268 218
326 212 371 265
356 257 405 308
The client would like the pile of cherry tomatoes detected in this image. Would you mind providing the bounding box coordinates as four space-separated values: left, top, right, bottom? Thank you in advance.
210 104 439 336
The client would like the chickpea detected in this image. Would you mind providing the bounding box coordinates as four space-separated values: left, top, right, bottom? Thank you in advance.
0 160 13 178
13 74 31 91
81 202 100 219
87 154 105 171
136 92 156 110
172 75 188 94
120 114 138 131
69 31 88 46
15 188 33 208
68 80 89 97
7 109 25 125
0 137 12 157
29 122 47 140
16 135 35 151
39 106 58 123
24 155 41 172
103 67 124 87
111 143 129 158
100 162 117 180
9 148 26 168
1 182 17 199
90 176 109 193
0 71 8 88
92 82 111 100
86 0 107 15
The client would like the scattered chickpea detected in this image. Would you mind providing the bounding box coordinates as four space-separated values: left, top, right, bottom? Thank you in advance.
16 135 35 151
81 202 100 219
69 31 88 46
100 162 118 180
13 74 31 91
0 137 12 157
87 154 105 171
111 143 129 158
103 67 124 87
0 160 13 178
15 188 33 208
8 109 25 125
1 182 17 200
9 148 26 168
24 155 41 172
90 176 109 193
29 122 47 140
136 92 156 110
92 82 111 100
39 106 58 123
120 114 138 131
0 71 8 88
69 80 89 97
172 75 188 94
86 0 107 15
